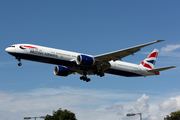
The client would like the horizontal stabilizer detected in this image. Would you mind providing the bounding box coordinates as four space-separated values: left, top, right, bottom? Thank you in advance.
148 66 176 72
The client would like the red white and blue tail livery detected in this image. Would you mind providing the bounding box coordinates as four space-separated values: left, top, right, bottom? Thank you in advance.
140 49 159 70
5 40 176 82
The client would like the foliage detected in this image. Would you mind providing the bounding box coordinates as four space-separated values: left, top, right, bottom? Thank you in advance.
45 108 77 120
164 110 180 120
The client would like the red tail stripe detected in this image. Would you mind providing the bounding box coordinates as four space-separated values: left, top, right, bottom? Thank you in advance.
141 62 153 69
146 52 158 58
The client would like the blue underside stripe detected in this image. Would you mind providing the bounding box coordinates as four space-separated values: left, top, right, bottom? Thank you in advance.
9 53 142 77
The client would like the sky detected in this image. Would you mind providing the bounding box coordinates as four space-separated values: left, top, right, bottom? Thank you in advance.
1 0 180 120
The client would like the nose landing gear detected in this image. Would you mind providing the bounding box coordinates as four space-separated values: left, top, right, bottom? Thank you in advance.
16 57 22 66
18 62 22 66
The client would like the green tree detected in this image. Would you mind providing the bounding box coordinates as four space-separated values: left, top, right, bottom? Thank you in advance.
45 108 77 120
164 110 180 120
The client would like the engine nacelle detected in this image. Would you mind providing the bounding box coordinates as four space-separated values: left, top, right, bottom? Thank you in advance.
54 66 70 76
76 55 95 66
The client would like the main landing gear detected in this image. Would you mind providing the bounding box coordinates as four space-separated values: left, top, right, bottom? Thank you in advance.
80 76 91 82
16 57 22 66
94 71 105 77
80 72 91 82
79 71 105 82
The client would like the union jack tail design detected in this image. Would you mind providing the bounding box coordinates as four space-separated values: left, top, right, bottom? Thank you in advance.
140 49 159 69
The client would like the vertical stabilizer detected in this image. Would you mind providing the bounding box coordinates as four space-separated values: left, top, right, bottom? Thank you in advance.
140 49 159 69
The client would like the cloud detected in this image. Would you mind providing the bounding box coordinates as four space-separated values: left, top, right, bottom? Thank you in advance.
134 94 149 113
159 95 180 112
144 95 180 120
141 44 180 58
105 104 124 115
145 114 165 120
161 44 180 52
146 115 159 120
0 87 141 120
159 44 180 57
0 87 180 120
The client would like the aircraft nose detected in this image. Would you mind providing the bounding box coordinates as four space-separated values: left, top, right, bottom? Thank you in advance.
5 47 14 53
5 47 10 52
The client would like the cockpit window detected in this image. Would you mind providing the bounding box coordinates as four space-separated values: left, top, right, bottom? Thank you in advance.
10 46 15 47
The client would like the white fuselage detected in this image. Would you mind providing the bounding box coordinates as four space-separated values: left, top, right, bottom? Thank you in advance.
5 44 156 77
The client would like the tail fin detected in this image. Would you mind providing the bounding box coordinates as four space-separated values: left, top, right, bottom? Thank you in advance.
140 49 159 69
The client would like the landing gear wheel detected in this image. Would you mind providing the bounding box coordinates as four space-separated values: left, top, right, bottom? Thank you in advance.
95 71 105 77
79 76 91 82
100 73 105 77
80 76 84 80
16 57 22 66
18 63 22 66
86 78 91 82
82 76 87 81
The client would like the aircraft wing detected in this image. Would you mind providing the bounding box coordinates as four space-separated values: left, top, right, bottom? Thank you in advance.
94 40 165 62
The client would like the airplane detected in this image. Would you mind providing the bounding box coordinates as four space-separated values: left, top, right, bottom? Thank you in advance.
5 40 176 82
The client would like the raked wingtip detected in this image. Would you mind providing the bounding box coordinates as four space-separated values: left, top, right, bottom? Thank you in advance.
156 40 165 42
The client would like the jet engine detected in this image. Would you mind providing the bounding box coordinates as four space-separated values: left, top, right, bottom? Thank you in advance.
76 55 95 66
54 66 70 76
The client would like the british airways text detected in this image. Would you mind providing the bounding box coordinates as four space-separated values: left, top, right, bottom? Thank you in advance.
30 50 58 58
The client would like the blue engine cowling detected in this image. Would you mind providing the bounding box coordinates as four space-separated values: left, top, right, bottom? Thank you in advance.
76 55 95 66
54 66 69 76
